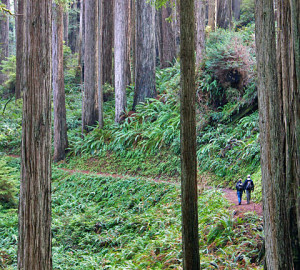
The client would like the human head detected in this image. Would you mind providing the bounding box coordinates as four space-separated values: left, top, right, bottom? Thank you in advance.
247 174 251 179
239 178 242 182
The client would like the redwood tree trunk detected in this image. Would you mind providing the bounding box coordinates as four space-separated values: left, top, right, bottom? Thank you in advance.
255 0 300 268
161 2 176 68
52 2 68 162
114 0 129 123
15 0 25 99
82 0 99 133
101 0 114 86
63 10 69 46
0 0 10 85
133 0 156 110
195 0 205 68
180 0 200 268
17 0 52 268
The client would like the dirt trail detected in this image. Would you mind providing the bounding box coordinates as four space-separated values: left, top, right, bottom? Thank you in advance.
6 154 262 216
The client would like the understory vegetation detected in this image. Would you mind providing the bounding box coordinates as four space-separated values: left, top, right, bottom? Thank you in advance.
0 25 264 268
0 156 263 269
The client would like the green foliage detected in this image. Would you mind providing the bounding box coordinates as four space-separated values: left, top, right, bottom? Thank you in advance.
0 55 16 96
239 0 255 26
0 165 263 269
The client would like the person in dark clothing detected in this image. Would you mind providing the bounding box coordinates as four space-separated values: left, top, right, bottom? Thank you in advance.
236 179 244 205
243 175 254 204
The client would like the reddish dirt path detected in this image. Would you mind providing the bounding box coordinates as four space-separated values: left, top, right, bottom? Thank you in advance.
6 154 262 216
222 188 263 216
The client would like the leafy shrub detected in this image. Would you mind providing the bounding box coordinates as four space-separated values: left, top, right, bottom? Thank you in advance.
0 55 16 97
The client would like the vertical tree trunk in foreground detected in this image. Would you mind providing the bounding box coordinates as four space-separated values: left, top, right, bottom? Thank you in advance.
98 0 103 128
161 2 176 68
133 0 156 110
114 0 129 123
52 1 68 162
255 0 300 268
18 0 52 268
180 0 200 269
15 0 25 99
101 0 114 86
195 0 205 68
82 0 99 133
0 0 10 85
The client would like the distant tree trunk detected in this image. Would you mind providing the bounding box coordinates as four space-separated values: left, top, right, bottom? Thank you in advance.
82 0 99 133
216 0 232 29
101 0 114 86
207 0 216 31
68 2 80 53
130 0 136 83
78 0 84 83
155 8 163 66
255 0 300 268
17 0 52 269
232 0 240 21
195 0 205 68
114 0 129 123
174 0 180 54
98 0 103 128
0 0 10 85
161 2 176 68
180 0 200 269
52 2 68 162
133 0 156 111
15 0 25 99
63 10 69 46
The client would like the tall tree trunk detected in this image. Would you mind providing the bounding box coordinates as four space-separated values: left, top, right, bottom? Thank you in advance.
0 0 10 85
17 0 52 268
114 0 129 123
180 0 200 269
15 0 25 99
155 8 163 66
255 0 300 268
101 0 114 86
216 0 232 29
52 2 68 162
207 0 216 31
130 0 136 83
161 2 176 68
232 0 240 21
68 2 80 53
63 9 69 46
98 0 103 128
195 0 205 68
82 0 99 133
133 0 156 110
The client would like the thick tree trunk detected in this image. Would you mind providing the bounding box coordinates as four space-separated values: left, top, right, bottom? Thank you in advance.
232 0 240 21
101 0 114 86
17 0 52 269
161 2 176 68
130 0 136 83
98 0 103 128
180 0 200 269
133 0 156 110
52 2 68 162
15 0 25 99
0 0 10 85
82 0 99 133
114 0 129 123
255 0 300 268
216 0 232 29
195 0 205 68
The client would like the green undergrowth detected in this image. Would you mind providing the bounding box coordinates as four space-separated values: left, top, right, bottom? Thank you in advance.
0 157 263 269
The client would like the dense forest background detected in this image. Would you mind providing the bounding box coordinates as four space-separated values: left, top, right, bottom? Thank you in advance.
0 0 299 269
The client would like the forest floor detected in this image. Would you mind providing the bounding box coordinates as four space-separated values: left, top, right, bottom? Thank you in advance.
59 167 263 217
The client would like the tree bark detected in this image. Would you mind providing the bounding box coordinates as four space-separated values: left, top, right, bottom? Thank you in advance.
17 0 52 268
82 0 99 133
161 2 176 68
155 8 163 66
195 0 205 68
98 0 103 128
180 0 200 269
15 0 25 99
216 0 232 29
52 1 68 162
207 0 216 31
63 9 69 46
114 0 129 123
232 0 240 21
101 0 114 86
68 2 80 53
133 0 156 110
0 0 10 85
255 0 300 268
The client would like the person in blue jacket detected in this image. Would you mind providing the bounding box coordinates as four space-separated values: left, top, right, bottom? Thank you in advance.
236 178 244 205
243 175 254 204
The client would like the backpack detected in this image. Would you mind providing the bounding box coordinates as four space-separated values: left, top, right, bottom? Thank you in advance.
246 180 253 190
237 182 243 191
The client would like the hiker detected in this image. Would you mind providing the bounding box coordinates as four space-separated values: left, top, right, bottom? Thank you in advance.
243 175 254 204
236 179 244 205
